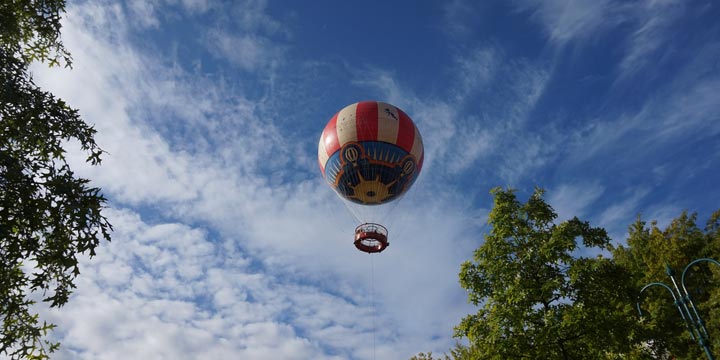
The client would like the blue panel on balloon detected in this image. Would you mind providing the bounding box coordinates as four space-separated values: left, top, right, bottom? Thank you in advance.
323 141 419 205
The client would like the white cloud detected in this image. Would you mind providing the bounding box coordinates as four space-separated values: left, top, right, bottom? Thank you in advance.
123 0 217 29
548 182 605 221
452 47 499 103
178 0 213 13
38 210 335 360
445 121 494 174
598 188 649 230
21 1 716 358
37 200 476 359
232 0 284 35
514 0 693 83
354 48 553 183
568 70 720 166
614 0 687 80
643 204 683 230
441 0 481 38
654 76 720 141
127 0 161 28
205 30 282 71
513 0 622 44
201 0 287 71
28 2 482 359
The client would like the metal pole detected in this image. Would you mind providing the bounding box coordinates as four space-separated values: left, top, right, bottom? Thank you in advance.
637 258 718 360
679 259 720 360
638 282 697 342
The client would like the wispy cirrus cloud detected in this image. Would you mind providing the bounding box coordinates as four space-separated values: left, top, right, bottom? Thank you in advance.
124 0 216 29
25 1 720 358
440 0 482 38
202 0 288 71
598 188 649 232
31 2 481 359
355 44 553 183
548 182 605 221
512 0 701 84
513 0 623 44
126 0 161 28
42 209 342 360
452 47 499 103
205 30 283 71
569 66 720 168
615 0 688 80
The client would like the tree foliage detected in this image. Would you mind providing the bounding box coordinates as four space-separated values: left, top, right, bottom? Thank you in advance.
612 211 720 359
411 188 720 360
1 1 111 358
0 0 71 66
454 188 645 359
410 343 482 360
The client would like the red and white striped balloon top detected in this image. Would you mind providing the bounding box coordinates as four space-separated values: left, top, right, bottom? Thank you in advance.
318 101 424 205
318 101 424 175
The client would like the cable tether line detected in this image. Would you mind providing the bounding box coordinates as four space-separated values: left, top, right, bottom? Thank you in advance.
370 253 376 360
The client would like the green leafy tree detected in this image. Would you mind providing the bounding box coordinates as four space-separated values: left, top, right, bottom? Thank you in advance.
1 1 111 358
410 352 444 360
0 0 71 66
410 343 482 360
412 190 720 360
454 188 645 359
612 211 720 359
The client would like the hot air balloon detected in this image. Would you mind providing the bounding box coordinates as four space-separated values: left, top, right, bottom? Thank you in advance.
318 101 424 253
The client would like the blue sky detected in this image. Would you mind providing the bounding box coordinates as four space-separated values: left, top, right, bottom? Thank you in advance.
24 0 720 359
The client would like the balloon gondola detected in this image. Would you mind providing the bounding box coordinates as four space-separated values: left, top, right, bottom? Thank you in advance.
318 101 424 253
354 223 388 253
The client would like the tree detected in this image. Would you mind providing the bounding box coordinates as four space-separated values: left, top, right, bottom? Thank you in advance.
454 188 645 359
409 343 482 360
411 189 720 359
0 0 71 66
410 352 445 360
612 210 720 359
1 1 111 358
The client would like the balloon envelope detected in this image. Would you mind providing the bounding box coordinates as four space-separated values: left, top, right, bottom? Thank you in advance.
318 101 424 205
